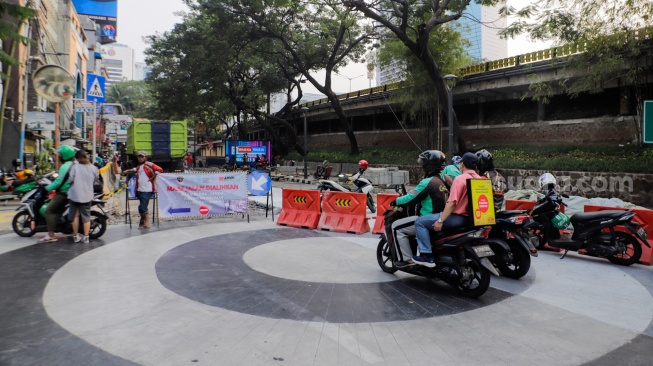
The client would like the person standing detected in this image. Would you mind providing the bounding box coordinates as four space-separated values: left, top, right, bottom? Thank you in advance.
38 145 75 243
124 151 163 229
242 153 249 168
184 152 194 172
67 150 99 243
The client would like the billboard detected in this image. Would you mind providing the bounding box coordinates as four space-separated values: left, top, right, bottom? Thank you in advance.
25 112 56 131
225 140 271 164
73 0 117 44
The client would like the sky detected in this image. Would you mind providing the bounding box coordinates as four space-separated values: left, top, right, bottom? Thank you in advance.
116 0 549 95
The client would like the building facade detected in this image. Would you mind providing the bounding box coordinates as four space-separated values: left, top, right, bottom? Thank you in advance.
101 43 134 88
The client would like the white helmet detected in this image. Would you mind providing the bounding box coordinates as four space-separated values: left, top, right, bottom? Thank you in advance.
538 173 556 191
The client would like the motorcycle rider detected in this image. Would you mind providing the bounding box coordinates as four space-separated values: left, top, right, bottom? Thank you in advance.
476 149 507 211
442 155 462 179
433 152 481 232
389 150 451 268
38 145 75 243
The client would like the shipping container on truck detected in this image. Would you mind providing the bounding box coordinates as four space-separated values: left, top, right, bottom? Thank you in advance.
126 120 188 171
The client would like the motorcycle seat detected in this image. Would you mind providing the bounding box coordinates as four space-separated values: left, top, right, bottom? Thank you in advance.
571 210 629 223
496 210 528 218
429 226 475 240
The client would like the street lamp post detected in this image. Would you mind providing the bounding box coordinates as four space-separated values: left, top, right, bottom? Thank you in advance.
301 107 309 179
443 74 457 160
333 72 365 92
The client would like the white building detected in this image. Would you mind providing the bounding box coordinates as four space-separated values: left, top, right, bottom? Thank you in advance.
134 62 151 81
101 43 134 87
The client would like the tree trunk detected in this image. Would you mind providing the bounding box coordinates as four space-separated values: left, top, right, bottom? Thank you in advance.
324 90 360 155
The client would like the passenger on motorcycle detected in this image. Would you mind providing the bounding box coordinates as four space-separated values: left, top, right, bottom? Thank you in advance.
442 155 462 179
389 150 451 268
476 149 507 211
38 145 75 243
433 152 481 232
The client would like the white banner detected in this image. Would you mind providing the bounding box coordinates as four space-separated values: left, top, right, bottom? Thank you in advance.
155 173 248 218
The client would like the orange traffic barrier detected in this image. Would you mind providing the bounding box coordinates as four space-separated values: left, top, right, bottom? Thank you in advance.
318 191 370 234
277 189 321 229
372 193 399 234
505 199 563 251
583 205 653 266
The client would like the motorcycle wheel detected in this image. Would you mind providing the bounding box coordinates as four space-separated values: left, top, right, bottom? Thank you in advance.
88 212 107 239
12 210 36 237
607 232 642 266
495 239 531 279
376 238 397 273
367 194 376 213
453 256 490 298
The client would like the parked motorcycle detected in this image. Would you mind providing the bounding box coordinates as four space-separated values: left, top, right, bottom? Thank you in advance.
313 160 332 180
317 160 376 213
486 210 539 279
529 187 649 265
12 176 108 239
0 168 36 199
376 198 500 298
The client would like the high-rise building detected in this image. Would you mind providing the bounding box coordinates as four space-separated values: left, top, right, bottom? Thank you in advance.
456 2 507 62
101 44 134 87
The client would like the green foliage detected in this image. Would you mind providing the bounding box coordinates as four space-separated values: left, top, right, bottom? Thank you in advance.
284 145 653 174
0 1 37 80
35 138 54 173
106 80 163 119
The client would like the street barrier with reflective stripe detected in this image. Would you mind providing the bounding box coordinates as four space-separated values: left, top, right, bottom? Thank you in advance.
276 189 321 229
583 205 653 266
372 193 399 234
318 191 370 234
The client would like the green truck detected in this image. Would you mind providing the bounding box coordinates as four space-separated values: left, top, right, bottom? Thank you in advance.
126 120 188 171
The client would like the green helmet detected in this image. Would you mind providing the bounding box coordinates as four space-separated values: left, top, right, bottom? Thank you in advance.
57 145 75 161
551 212 571 229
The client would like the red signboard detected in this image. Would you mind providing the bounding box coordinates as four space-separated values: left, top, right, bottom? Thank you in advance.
237 146 252 153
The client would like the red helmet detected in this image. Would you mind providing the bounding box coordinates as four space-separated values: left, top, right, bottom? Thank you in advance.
358 159 369 170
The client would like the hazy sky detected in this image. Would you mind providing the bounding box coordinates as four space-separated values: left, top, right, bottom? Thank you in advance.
116 0 548 95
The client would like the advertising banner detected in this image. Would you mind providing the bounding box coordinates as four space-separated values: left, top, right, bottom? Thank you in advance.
226 140 271 164
466 178 496 226
156 173 248 219
72 0 117 44
25 112 56 131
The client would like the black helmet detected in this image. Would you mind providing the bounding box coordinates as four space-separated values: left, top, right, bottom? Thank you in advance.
475 149 494 174
418 150 445 176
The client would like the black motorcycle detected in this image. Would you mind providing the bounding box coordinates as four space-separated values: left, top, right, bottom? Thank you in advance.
486 210 539 279
376 203 500 298
529 188 649 265
12 177 108 239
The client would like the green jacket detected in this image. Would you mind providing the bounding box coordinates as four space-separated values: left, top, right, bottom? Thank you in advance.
395 175 450 217
46 161 73 193
442 164 461 179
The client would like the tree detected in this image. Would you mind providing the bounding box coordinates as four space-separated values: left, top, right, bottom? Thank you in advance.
106 80 162 119
220 0 375 154
502 0 653 144
345 0 502 154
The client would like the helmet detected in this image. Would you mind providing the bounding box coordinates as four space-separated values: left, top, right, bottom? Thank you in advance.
358 160 369 170
451 155 462 165
12 159 21 168
23 169 34 177
538 173 556 191
418 150 446 175
57 145 75 161
475 149 494 174
552 212 571 229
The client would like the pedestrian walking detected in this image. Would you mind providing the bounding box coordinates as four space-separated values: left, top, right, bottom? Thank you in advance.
123 151 163 229
68 150 99 243
184 152 194 172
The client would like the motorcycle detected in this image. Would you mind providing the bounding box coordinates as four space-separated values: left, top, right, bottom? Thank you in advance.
486 210 539 279
317 169 376 213
0 168 36 198
529 187 649 265
12 176 108 239
313 160 332 180
376 193 500 298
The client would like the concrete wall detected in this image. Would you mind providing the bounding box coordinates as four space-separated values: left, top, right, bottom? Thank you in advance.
307 116 639 149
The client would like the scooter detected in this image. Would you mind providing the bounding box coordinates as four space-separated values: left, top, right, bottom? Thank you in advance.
376 203 499 298
529 188 649 265
317 168 376 213
313 160 332 179
0 169 36 199
12 176 108 239
487 210 539 279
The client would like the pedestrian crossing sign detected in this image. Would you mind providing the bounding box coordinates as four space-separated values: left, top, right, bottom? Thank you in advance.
86 74 106 103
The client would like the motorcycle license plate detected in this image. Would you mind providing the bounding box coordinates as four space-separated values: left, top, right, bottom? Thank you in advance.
637 228 648 239
472 244 495 258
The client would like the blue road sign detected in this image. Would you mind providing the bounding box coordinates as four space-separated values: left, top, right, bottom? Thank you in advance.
248 171 272 196
86 74 106 103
